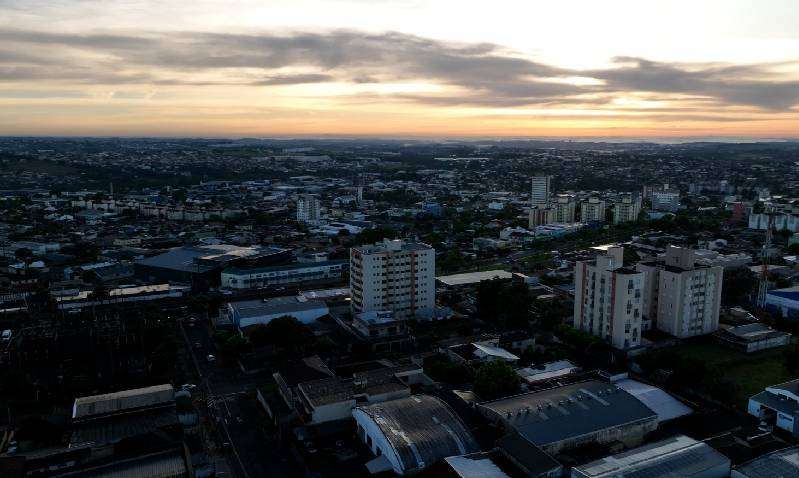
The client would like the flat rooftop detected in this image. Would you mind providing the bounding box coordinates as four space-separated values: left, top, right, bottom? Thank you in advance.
436 270 513 287
73 384 174 420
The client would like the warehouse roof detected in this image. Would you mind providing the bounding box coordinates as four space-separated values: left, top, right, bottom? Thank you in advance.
73 384 175 420
614 378 692 422
56 448 188 478
355 395 479 472
479 380 657 448
734 446 799 478
228 296 328 319
436 270 513 286
573 434 730 477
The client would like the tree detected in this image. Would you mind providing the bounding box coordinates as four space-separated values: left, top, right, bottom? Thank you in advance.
250 316 312 354
721 267 758 306
475 279 533 329
473 361 520 400
14 247 33 264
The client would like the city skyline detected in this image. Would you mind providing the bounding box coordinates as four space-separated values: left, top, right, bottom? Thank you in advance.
2 0 799 137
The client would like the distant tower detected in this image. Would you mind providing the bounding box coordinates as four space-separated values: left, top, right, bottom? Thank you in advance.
531 176 552 207
757 206 775 309
356 174 365 206
109 182 114 197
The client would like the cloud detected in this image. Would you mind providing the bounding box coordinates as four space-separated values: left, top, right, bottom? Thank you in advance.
0 27 797 110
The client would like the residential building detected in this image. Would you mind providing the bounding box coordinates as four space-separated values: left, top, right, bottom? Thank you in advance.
478 380 659 455
221 260 346 289
353 394 479 475
350 239 435 320
612 194 641 224
296 194 322 224
573 246 644 349
529 206 554 227
531 176 552 207
350 310 412 352
636 246 723 338
747 379 799 437
552 194 576 224
572 434 730 478
580 197 606 223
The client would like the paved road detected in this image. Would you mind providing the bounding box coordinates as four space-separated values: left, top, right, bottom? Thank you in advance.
180 316 295 478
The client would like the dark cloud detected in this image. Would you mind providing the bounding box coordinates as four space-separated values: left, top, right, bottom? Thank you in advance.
0 28 797 110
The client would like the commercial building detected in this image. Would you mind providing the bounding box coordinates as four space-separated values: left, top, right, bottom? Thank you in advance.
765 286 799 319
134 244 291 284
732 446 799 478
350 239 435 320
611 195 641 224
224 296 329 329
580 197 606 223
531 176 552 207
296 194 322 224
573 246 644 350
636 247 723 338
353 394 479 475
572 434 730 478
221 260 346 290
652 190 681 212
747 379 799 437
715 323 792 353
478 380 658 455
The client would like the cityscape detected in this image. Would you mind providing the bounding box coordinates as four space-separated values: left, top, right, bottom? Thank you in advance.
2 2 799 478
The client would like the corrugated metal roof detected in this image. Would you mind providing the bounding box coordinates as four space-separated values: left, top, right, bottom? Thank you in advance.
356 395 479 472
73 384 174 419
733 446 799 478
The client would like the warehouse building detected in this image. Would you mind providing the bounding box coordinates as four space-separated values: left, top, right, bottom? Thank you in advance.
478 380 658 455
353 394 479 475
732 446 799 478
221 260 346 290
572 434 730 478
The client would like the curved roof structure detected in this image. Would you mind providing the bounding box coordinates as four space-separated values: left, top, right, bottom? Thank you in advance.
354 394 479 474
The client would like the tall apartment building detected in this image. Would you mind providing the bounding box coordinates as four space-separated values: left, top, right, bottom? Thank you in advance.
531 176 552 207
297 194 322 224
580 197 606 223
612 194 641 224
552 194 576 223
636 246 723 338
349 239 436 320
574 246 644 349
529 207 554 227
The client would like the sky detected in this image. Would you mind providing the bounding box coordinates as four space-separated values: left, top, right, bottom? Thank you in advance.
1 0 799 138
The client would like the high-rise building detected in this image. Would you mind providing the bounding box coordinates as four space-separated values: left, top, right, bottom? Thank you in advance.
529 206 554 227
297 194 322 224
580 197 606 223
552 194 576 223
612 194 641 224
574 246 644 349
636 246 723 338
531 176 552 207
652 191 681 212
350 239 435 320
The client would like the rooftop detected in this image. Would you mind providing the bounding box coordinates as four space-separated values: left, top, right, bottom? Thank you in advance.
436 270 514 287
478 380 657 448
73 384 175 420
228 296 328 319
355 395 479 472
734 446 799 478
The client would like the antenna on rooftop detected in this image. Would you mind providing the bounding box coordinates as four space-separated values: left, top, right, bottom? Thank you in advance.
757 204 775 310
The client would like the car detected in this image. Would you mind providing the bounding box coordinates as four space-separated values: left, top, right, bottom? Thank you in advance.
194 342 202 349
181 383 197 391
206 354 216 362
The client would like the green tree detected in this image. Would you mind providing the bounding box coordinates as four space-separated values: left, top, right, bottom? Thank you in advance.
250 316 312 354
473 360 520 400
721 267 758 306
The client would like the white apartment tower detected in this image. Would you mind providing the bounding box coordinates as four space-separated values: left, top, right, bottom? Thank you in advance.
580 197 606 223
612 194 641 224
574 246 644 350
297 194 322 224
350 239 436 320
636 246 723 338
531 176 552 207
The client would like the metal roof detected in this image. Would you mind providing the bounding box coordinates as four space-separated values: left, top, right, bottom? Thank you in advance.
573 434 730 478
479 380 657 448
72 384 174 420
436 270 513 287
734 446 799 478
228 296 327 319
614 379 693 422
55 449 188 478
355 395 479 472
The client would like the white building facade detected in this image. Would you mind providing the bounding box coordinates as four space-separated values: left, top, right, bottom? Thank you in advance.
574 246 644 349
350 239 436 320
612 195 641 224
296 194 322 224
580 197 606 223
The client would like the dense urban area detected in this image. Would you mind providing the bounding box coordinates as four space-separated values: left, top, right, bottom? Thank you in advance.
1 136 799 478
